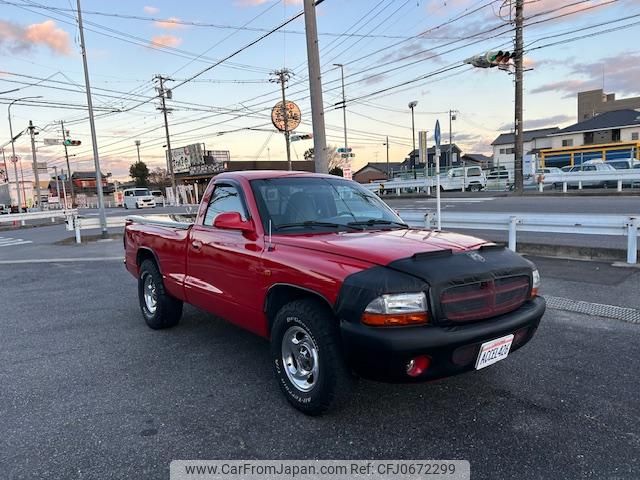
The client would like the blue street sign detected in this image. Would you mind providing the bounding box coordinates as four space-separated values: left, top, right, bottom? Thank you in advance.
434 120 441 148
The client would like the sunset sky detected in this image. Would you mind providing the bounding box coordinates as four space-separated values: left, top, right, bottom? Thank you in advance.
1 0 639 181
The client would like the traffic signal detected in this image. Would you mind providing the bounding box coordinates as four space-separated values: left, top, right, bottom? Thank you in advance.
465 50 515 68
486 50 514 66
64 139 81 146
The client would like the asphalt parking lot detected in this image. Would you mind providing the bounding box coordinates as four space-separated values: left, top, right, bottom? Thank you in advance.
2 253 639 480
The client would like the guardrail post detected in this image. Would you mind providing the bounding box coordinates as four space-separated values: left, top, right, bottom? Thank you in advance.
75 215 81 244
618 180 622 192
424 212 434 229
578 181 582 190
508 216 517 252
627 217 638 264
563 182 567 193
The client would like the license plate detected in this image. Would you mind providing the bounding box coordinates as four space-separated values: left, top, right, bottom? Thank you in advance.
475 334 514 370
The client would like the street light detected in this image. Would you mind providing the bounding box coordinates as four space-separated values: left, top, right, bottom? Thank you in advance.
135 140 141 164
8 96 42 213
408 101 418 179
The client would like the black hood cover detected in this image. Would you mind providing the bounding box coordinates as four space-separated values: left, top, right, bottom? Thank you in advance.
335 245 534 324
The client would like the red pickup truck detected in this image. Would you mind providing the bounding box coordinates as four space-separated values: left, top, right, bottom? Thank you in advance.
124 171 545 415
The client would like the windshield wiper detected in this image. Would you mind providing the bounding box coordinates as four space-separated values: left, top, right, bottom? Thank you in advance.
347 219 409 229
275 221 361 231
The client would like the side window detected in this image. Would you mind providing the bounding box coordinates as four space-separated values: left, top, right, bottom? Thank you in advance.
203 184 246 227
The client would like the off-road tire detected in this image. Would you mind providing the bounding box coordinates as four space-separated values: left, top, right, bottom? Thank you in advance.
271 299 353 416
138 259 182 329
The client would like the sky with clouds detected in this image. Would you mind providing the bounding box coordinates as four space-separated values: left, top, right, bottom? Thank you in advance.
0 0 639 181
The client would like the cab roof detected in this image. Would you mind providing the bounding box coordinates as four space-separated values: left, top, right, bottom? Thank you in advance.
215 170 335 181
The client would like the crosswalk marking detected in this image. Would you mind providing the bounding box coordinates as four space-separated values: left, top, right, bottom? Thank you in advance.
413 197 496 204
0 236 33 248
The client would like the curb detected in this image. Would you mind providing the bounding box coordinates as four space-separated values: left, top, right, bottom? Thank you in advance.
516 242 632 263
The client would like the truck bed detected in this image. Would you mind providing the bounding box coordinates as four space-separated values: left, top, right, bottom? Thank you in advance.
124 213 198 301
125 213 196 230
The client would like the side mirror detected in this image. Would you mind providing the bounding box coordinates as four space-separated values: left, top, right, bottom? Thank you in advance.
214 211 253 232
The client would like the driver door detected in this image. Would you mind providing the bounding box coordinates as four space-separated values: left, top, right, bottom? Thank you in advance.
185 182 266 335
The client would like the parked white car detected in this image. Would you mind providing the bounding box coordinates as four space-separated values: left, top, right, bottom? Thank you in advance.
553 163 616 189
123 188 156 209
439 166 487 192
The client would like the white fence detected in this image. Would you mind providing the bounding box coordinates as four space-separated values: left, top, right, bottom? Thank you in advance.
399 211 639 264
363 171 640 194
0 209 78 227
539 170 640 192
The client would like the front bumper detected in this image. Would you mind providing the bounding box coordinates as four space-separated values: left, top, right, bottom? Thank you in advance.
340 296 546 383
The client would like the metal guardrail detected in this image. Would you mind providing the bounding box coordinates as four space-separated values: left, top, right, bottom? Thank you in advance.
398 211 639 264
0 209 78 226
539 171 640 192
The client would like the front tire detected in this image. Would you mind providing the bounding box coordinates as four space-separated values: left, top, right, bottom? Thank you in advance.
271 299 352 416
138 259 182 329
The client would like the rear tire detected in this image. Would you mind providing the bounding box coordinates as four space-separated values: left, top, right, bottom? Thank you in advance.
271 299 353 416
138 259 182 329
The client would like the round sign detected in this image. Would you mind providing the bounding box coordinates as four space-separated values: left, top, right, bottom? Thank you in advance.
271 100 301 132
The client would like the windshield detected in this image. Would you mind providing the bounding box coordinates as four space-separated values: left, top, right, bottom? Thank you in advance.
132 189 151 197
250 177 406 233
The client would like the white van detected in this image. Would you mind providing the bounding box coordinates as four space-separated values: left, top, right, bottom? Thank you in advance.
439 166 487 192
123 188 156 209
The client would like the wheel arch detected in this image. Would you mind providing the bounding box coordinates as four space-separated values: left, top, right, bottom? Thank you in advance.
136 247 162 274
264 283 335 334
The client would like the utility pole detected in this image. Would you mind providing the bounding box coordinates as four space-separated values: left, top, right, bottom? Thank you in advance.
28 121 42 211
155 75 178 205
77 0 107 237
60 121 75 207
8 99 24 212
385 136 390 176
1 148 7 183
449 110 452 169
334 64 348 155
54 166 61 206
409 101 418 179
271 69 293 171
514 0 524 194
303 0 328 173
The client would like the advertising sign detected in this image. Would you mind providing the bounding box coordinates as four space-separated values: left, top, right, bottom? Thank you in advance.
171 144 204 174
418 131 428 166
188 150 229 176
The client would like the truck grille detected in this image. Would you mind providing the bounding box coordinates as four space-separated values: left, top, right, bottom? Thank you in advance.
439 275 531 323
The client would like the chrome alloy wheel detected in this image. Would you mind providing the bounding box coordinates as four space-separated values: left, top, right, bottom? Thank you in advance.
142 274 158 314
281 326 319 392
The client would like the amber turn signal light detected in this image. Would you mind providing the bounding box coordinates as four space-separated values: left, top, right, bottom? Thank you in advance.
361 312 429 327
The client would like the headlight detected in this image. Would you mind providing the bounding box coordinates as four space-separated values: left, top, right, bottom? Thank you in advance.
531 269 541 297
362 292 429 326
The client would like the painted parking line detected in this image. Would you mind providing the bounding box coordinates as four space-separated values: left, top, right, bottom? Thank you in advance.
0 257 122 264
0 236 33 248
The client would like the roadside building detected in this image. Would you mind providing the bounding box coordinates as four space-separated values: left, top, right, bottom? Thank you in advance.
491 127 558 178
460 153 493 169
352 162 403 183
578 89 640 121
540 109 640 168
71 171 115 194
407 144 463 170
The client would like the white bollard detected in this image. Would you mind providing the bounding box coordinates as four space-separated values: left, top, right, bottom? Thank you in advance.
627 217 638 264
75 216 81 244
618 180 622 192
563 182 567 193
508 216 517 252
578 181 582 190
538 182 543 193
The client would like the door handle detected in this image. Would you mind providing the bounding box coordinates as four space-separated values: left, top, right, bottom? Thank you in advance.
191 240 203 250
